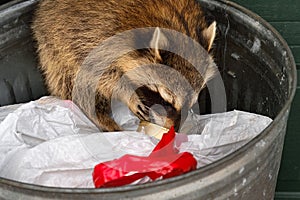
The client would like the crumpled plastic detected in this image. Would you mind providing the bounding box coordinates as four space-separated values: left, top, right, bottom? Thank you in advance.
93 127 197 188
0 96 273 188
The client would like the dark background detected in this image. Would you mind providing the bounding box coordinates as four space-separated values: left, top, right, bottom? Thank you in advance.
0 0 12 5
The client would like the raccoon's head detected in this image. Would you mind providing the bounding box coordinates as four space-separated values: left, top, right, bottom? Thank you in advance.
117 23 217 131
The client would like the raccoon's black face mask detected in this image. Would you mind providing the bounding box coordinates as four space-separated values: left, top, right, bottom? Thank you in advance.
133 86 189 131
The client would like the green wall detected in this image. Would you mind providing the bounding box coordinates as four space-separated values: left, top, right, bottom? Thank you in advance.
231 0 300 199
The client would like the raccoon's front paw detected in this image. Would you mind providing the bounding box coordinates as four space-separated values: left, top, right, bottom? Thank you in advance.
136 103 151 121
128 96 150 122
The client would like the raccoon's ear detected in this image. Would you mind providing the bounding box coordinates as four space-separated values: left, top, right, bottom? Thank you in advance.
202 21 216 51
150 27 168 60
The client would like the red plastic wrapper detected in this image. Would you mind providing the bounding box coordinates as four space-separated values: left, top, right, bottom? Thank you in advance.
92 127 197 188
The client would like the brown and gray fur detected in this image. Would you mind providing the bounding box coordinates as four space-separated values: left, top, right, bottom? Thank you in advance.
32 0 217 131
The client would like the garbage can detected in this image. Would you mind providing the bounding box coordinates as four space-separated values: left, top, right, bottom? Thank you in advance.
0 0 297 199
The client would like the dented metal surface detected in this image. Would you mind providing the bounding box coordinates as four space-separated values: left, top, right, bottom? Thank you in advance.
0 0 39 49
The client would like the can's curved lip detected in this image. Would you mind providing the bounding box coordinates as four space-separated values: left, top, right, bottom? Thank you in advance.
0 0 297 194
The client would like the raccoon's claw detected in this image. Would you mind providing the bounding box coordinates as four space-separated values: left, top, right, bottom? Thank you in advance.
129 104 149 122
138 104 149 115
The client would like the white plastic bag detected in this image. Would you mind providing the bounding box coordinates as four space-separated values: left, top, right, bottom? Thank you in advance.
0 97 272 188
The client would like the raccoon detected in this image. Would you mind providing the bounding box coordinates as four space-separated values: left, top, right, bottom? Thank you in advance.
32 0 217 131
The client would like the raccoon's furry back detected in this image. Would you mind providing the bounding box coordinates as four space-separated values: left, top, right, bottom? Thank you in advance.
32 0 211 99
